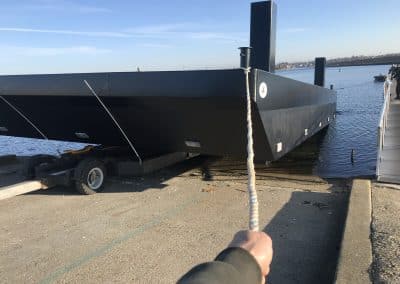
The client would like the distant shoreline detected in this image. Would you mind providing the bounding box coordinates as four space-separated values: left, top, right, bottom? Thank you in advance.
276 63 390 73
276 54 400 71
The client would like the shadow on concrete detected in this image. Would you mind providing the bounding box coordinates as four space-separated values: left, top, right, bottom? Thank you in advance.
263 189 348 284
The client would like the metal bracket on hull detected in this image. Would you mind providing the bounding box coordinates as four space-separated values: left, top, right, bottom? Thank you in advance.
0 95 48 140
83 80 143 164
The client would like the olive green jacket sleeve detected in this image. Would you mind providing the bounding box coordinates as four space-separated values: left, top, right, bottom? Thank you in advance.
177 247 262 284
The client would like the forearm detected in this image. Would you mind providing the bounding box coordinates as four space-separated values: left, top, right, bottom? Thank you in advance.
178 247 262 284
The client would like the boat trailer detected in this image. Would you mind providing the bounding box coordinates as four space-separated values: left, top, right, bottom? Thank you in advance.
0 148 190 199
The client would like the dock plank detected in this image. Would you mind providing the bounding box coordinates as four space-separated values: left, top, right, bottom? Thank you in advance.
378 101 400 184
380 149 400 161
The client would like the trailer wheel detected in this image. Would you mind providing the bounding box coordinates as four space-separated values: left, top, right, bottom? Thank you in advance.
74 159 106 195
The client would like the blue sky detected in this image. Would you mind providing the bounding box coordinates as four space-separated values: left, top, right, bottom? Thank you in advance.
0 0 398 74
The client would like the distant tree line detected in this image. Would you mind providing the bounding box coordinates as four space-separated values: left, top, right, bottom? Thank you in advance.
327 53 400 67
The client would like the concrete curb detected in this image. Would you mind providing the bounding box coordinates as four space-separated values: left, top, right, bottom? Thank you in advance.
335 179 372 284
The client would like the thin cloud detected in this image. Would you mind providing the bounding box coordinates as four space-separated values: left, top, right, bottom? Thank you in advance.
0 28 130 38
139 43 174 49
133 31 245 42
281 28 308 33
22 0 112 13
0 46 111 56
186 32 244 41
125 23 246 42
125 23 194 34
0 24 246 42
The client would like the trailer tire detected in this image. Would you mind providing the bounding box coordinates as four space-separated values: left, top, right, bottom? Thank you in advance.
74 159 106 195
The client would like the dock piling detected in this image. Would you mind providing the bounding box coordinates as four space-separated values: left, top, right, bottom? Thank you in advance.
250 1 277 72
314 57 326 87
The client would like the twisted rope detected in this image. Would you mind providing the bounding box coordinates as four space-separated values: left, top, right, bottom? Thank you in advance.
244 68 259 231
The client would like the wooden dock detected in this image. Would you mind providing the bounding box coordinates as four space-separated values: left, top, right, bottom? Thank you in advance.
377 98 400 184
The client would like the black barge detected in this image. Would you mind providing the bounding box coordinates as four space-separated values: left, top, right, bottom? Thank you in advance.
0 1 336 190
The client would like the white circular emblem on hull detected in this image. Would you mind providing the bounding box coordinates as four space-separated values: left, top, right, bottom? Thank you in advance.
259 82 268 99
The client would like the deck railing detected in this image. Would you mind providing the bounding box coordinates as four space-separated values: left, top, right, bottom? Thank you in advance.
377 80 392 178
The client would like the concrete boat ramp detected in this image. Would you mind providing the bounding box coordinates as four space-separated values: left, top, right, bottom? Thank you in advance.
2 154 394 283
0 156 353 283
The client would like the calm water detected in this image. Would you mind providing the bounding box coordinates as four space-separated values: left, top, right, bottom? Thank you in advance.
0 65 388 178
279 65 387 177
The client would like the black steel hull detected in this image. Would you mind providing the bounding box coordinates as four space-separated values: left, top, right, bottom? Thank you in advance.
0 69 336 162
